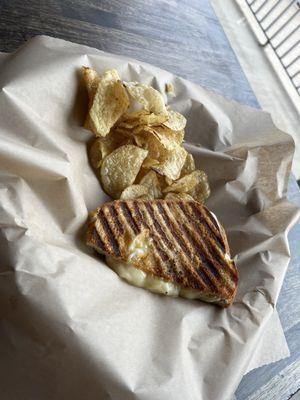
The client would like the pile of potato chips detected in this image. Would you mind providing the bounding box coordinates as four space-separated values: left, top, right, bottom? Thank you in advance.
82 66 210 202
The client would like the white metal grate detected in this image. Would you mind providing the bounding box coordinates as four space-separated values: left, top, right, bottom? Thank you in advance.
245 0 300 97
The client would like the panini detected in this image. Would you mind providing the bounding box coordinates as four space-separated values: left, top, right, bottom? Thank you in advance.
86 199 238 307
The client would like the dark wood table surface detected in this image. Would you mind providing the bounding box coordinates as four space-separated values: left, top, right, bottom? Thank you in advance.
1 1 300 399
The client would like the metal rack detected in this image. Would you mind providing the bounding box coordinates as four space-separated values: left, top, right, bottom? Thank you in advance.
245 0 300 97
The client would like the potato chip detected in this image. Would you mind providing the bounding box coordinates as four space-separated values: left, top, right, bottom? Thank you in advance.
88 70 129 137
163 110 186 131
82 66 210 203
164 192 194 201
163 170 210 202
117 121 138 130
189 179 211 203
100 145 148 198
133 134 146 148
124 82 167 115
142 157 160 169
81 67 101 103
121 109 149 121
89 130 129 168
152 125 184 146
89 138 103 169
139 171 162 199
120 185 149 200
140 113 168 125
180 152 195 177
132 125 146 135
165 177 173 186
133 129 187 180
163 170 207 193
152 144 187 180
134 167 149 184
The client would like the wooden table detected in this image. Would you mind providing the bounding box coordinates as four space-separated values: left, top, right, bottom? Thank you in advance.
1 1 299 398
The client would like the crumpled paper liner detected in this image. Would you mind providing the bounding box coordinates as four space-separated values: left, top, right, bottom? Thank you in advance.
0 36 299 400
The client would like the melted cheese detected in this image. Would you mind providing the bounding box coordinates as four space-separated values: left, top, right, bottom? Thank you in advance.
105 213 232 304
127 231 151 261
210 211 221 229
106 256 180 296
106 256 223 302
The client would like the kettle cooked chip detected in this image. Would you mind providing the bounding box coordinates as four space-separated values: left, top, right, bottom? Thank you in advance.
100 145 148 198
163 170 208 193
180 152 195 177
139 171 162 199
163 110 186 131
88 71 130 137
152 125 184 146
81 67 101 104
120 184 149 200
152 144 187 180
163 169 210 202
124 82 168 116
82 67 210 203
89 131 131 168
164 192 194 201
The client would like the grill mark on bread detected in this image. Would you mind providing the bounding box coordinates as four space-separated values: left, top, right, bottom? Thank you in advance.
144 202 173 249
179 202 226 260
107 204 124 234
178 203 236 292
98 209 121 257
176 213 231 295
159 202 216 291
205 209 219 229
188 204 237 285
179 220 221 279
157 202 191 256
201 206 231 255
132 201 169 264
189 202 226 252
132 201 147 229
120 202 140 234
155 202 208 289
141 202 187 282
91 226 106 252
132 201 172 279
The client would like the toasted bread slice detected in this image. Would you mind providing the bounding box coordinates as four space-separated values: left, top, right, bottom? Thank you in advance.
86 199 238 307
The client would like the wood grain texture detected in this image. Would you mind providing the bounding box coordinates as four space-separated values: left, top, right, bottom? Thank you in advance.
0 1 299 399
0 0 258 107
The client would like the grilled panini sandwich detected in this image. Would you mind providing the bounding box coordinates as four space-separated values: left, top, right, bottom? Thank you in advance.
86 199 238 307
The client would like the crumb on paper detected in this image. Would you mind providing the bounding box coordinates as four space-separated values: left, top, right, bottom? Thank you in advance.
165 82 174 94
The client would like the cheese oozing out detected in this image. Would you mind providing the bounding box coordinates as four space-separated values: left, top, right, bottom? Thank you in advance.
105 212 232 303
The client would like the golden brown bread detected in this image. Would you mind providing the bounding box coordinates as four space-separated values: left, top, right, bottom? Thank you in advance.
86 199 238 307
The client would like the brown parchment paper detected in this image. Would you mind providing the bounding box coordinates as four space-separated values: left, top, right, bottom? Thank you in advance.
0 36 299 400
